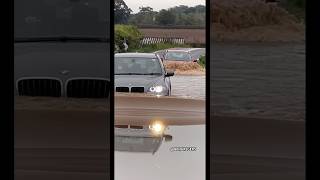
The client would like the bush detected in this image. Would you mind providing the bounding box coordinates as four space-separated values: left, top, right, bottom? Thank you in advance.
279 0 305 21
198 55 206 68
115 24 142 52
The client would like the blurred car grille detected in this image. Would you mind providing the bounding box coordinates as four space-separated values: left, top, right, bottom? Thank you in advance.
131 87 144 93
129 125 143 129
115 125 144 129
17 79 61 97
67 79 109 98
115 125 129 128
116 87 129 92
115 87 144 93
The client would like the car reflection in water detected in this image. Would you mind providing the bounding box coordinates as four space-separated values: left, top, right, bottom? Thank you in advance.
115 123 173 154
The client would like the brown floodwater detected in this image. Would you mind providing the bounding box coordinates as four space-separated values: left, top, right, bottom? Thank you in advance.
211 42 305 121
170 75 205 100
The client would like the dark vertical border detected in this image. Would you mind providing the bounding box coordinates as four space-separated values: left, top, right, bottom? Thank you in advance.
305 0 308 179
10 0 14 179
110 0 115 180
306 0 317 179
206 0 210 180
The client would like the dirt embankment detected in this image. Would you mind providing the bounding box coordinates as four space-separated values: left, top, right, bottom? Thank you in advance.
211 0 305 42
164 61 205 75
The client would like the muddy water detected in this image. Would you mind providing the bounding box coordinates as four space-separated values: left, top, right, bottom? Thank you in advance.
115 42 305 180
211 42 305 121
115 125 205 180
170 42 305 121
114 95 205 180
170 75 206 99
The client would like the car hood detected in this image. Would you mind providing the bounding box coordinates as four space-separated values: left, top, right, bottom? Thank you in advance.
14 42 110 81
115 75 164 88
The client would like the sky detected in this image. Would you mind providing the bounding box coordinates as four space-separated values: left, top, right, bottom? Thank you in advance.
124 0 206 13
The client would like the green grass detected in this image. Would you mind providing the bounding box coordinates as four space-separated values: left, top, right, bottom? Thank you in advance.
128 43 191 53
198 55 206 68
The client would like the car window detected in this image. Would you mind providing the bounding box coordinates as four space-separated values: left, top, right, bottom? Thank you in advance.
115 57 163 75
190 53 198 60
165 51 191 61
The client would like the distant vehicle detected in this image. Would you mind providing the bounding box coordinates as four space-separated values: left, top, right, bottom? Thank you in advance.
115 123 172 154
115 53 174 96
153 49 166 61
160 48 205 62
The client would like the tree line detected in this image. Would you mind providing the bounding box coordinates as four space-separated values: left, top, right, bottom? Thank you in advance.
115 0 205 27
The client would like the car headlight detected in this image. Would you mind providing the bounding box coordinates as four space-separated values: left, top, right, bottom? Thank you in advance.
149 85 164 93
149 121 165 135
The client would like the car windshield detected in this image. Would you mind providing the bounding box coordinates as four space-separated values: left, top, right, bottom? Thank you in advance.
165 51 191 61
14 0 108 39
115 57 163 75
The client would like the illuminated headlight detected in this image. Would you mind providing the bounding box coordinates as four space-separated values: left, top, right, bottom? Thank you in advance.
149 121 165 135
149 85 164 93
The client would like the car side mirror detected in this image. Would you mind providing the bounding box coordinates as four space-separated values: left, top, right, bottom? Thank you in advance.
164 134 173 142
165 70 174 77
192 58 199 62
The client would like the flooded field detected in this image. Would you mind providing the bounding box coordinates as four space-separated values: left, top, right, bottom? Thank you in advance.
169 42 305 121
211 42 305 121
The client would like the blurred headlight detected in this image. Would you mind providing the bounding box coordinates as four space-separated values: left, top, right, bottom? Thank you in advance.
149 85 164 93
149 121 165 135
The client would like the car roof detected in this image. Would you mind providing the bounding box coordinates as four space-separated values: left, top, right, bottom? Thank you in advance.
115 53 158 59
166 48 204 52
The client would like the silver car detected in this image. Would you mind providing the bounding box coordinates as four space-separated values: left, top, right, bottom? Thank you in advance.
115 53 174 96
160 48 205 62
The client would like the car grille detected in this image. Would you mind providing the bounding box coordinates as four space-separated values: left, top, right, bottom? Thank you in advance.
67 79 110 98
115 125 144 129
115 125 129 128
116 87 129 92
115 87 144 93
131 87 144 93
17 79 61 97
129 125 143 129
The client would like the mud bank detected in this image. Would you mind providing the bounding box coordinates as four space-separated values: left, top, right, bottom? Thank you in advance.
211 0 305 42
164 61 205 75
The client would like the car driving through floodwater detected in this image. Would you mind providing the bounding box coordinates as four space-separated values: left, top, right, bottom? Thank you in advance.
155 48 205 62
114 53 174 96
